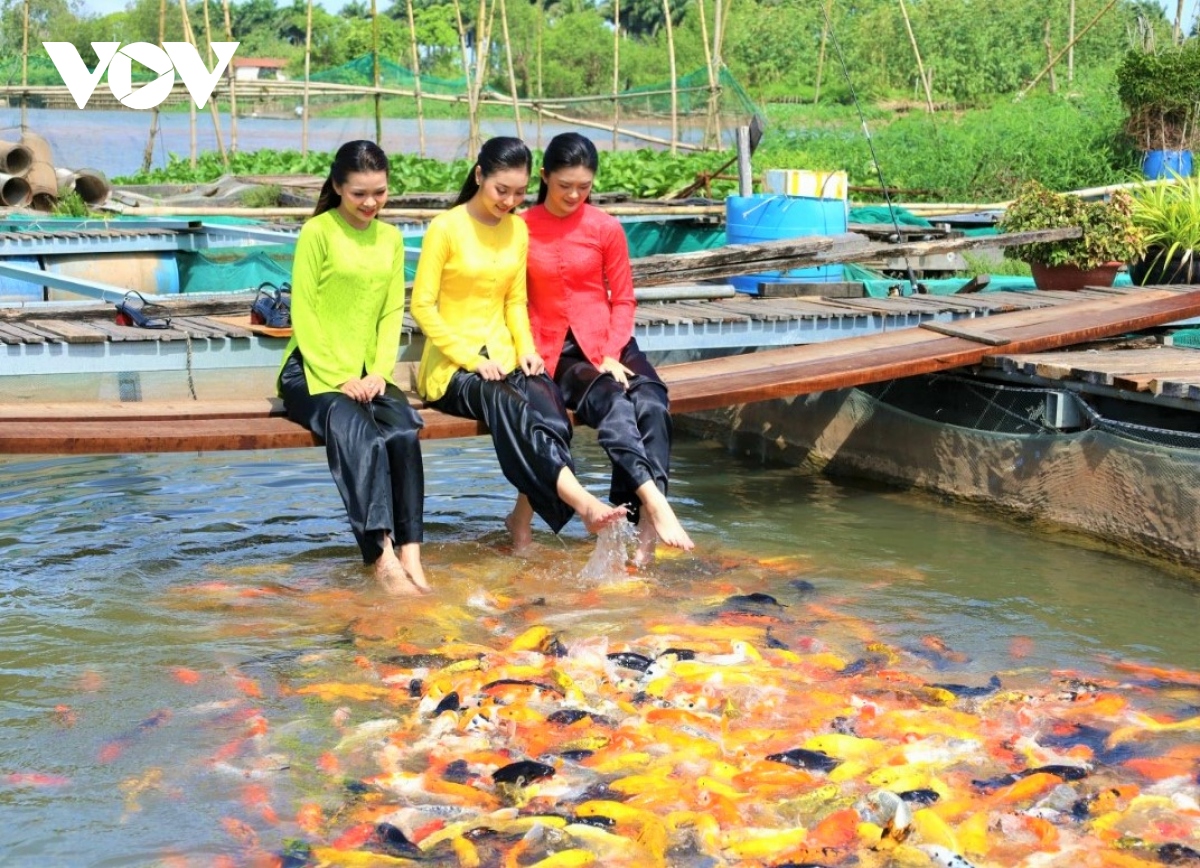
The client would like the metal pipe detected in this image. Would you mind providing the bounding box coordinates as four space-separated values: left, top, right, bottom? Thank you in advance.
635 284 737 302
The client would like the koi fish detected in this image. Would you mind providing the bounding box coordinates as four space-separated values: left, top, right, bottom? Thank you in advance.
765 748 841 773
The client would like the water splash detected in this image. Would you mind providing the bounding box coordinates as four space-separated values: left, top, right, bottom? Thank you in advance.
579 520 637 582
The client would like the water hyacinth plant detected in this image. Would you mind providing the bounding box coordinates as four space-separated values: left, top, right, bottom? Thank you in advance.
999 180 1146 270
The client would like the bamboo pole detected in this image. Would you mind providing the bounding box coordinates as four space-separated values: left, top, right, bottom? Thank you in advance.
452 0 478 154
814 0 832 104
142 0 168 172
222 0 238 153
1017 0 1118 100
201 0 229 168
1174 0 1185 42
663 0 678 155
303 0 312 156
177 0 198 168
1044 19 1057 95
612 0 621 151
21 0 28 131
177 0 226 166
535 0 544 149
373 0 382 145
713 0 729 146
530 104 705 150
498 0 522 139
897 0 934 113
1068 0 1075 82
696 0 718 149
405 0 426 155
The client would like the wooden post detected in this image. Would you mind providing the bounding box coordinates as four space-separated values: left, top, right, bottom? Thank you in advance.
373 0 382 146
451 0 477 155
302 0 312 156
499 0 522 139
201 0 229 168
222 0 238 153
814 0 832 104
20 0 28 131
696 0 718 149
142 0 168 172
663 0 678 155
897 0 934 113
1175 0 1185 42
535 0 544 149
1068 0 1075 82
177 0 225 167
1017 0 1118 99
612 0 620 151
1044 19 1057 95
405 0 426 155
736 125 752 196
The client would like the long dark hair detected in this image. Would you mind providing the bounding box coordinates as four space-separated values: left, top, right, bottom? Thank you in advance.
536 132 599 205
454 137 532 207
314 140 390 217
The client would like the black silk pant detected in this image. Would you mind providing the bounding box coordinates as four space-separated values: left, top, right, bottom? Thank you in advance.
279 350 424 564
432 370 577 533
555 335 671 521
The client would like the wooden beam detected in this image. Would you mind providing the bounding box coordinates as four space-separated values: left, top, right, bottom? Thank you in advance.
3 287 1199 455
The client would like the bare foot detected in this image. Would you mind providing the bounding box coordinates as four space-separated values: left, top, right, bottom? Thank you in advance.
638 483 694 554
398 542 430 593
374 551 423 596
633 511 658 567
579 499 627 535
505 495 535 553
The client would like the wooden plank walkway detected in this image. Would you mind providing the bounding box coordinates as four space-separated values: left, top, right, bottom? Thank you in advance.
0 287 1128 346
985 344 1200 399
3 286 1200 454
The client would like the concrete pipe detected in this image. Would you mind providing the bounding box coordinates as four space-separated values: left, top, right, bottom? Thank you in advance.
0 173 32 207
73 169 112 206
26 161 58 212
19 131 54 164
0 142 34 176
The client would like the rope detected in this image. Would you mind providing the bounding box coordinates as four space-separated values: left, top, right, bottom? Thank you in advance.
184 332 197 401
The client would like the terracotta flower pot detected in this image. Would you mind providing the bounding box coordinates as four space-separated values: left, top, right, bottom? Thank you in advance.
1029 261 1122 291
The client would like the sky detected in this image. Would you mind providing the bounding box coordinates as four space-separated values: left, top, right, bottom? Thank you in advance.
69 0 1193 29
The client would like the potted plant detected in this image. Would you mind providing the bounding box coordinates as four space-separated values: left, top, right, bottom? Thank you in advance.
1116 39 1200 178
1128 173 1200 284
999 181 1146 291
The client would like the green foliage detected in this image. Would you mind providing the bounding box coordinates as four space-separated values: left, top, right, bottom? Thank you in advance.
240 184 282 208
1115 39 1200 151
52 191 90 217
752 84 1138 202
998 180 1146 269
1128 174 1200 269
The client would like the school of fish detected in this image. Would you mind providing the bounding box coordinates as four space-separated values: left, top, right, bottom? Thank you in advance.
12 544 1200 867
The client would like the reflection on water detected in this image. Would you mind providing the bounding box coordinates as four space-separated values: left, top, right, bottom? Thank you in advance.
1 434 1198 865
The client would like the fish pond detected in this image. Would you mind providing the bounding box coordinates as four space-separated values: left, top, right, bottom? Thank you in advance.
2 434 1199 867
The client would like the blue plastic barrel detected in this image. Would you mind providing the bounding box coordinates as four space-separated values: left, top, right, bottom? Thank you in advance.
725 194 848 294
0 256 46 303
1142 149 1193 179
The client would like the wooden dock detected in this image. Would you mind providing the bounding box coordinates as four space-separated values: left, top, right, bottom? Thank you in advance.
3 285 1200 454
985 345 1200 400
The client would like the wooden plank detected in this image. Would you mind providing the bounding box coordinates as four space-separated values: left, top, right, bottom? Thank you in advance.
918 321 1011 346
0 322 49 344
208 314 292 339
0 407 489 454
25 319 108 343
666 288 1200 412
170 315 251 339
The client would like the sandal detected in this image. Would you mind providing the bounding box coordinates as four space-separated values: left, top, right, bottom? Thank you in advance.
250 281 292 328
114 291 172 329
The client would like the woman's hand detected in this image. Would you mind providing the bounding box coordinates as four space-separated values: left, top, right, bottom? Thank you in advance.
475 359 506 381
341 374 386 402
599 356 634 389
519 353 546 376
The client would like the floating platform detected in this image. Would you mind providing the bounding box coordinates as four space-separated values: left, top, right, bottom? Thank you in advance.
4 285 1200 454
